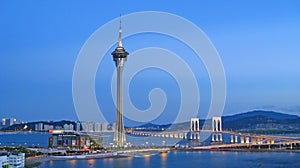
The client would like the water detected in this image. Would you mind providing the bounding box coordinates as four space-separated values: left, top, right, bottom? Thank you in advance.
0 132 51 147
40 151 300 168
1 133 300 167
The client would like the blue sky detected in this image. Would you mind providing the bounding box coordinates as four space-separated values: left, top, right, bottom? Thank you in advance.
0 1 300 124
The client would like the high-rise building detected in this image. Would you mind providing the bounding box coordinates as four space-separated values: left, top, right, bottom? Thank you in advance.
63 124 74 132
81 122 94 132
35 123 43 131
111 17 129 147
1 118 5 126
44 124 54 131
94 122 102 132
102 123 108 131
76 122 81 132
1 118 17 128
54 126 63 130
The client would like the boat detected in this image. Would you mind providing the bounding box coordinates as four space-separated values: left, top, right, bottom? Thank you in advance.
51 152 117 160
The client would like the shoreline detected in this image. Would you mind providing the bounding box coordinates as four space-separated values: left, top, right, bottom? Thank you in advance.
25 147 300 167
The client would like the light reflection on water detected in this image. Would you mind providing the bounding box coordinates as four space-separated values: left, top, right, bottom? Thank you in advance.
48 160 53 167
127 156 132 167
161 152 167 168
40 151 300 168
143 154 150 167
87 159 95 167
68 159 76 167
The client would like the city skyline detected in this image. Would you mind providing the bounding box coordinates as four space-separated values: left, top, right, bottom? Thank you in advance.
0 1 300 124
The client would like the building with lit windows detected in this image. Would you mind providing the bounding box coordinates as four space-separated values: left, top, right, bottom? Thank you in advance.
48 131 102 149
1 118 17 128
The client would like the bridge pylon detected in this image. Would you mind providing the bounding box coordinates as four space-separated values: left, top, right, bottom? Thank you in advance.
190 118 200 140
211 117 222 142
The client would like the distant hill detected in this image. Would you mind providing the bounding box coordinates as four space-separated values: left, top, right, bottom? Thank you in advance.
131 110 300 133
222 110 300 132
223 110 299 121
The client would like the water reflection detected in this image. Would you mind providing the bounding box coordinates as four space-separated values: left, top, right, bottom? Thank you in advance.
127 156 133 166
49 160 53 166
68 159 76 167
88 159 95 167
40 151 300 168
161 152 168 168
144 154 150 167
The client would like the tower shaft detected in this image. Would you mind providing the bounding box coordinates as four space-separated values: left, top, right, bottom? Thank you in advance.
111 16 128 148
114 60 126 147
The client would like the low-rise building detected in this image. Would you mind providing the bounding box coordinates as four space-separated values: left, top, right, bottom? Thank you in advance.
48 132 102 149
0 153 8 168
8 152 25 168
0 152 25 168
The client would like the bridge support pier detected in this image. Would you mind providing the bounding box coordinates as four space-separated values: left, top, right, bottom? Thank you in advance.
184 133 187 139
245 137 250 144
252 137 257 144
190 132 200 140
241 136 245 144
258 138 263 145
271 139 274 144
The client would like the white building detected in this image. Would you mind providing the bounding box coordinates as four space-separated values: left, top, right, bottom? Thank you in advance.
112 123 116 131
2 118 17 127
81 122 94 132
54 126 62 130
8 152 25 168
102 123 108 131
35 123 43 131
0 152 25 168
0 154 8 168
94 122 102 132
76 122 81 132
63 124 74 132
76 122 110 132
43 124 54 131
